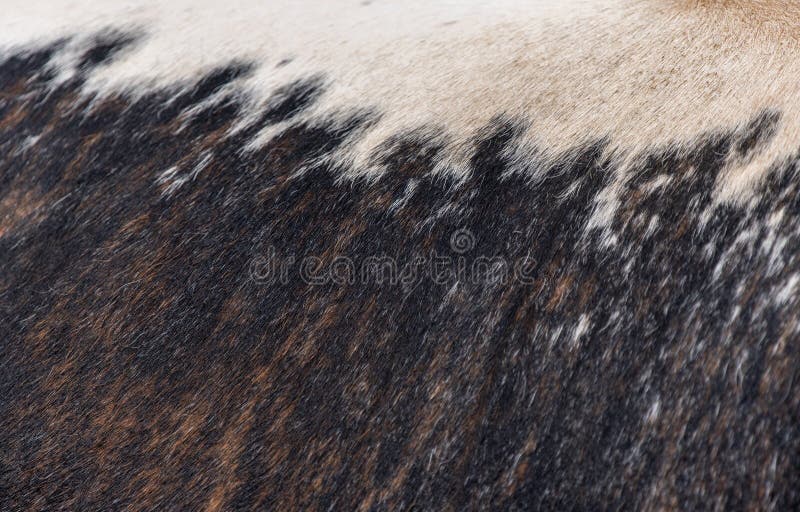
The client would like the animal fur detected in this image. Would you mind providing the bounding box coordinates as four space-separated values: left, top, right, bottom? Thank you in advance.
1 0 799 510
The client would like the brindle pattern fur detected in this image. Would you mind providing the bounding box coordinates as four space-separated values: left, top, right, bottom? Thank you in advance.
1 33 799 511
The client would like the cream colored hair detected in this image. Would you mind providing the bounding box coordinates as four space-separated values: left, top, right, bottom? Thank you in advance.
2 0 798 210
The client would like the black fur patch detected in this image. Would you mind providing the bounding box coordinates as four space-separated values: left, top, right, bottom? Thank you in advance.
1 35 799 511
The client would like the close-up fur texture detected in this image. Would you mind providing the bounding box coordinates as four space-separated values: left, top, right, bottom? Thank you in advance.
1 0 800 510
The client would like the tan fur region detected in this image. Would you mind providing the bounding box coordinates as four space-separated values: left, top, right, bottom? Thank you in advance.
2 0 800 202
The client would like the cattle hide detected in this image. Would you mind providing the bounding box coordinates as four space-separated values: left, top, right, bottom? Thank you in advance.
1 1 799 510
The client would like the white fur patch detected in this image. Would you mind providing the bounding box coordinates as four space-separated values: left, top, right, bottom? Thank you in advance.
3 0 800 200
